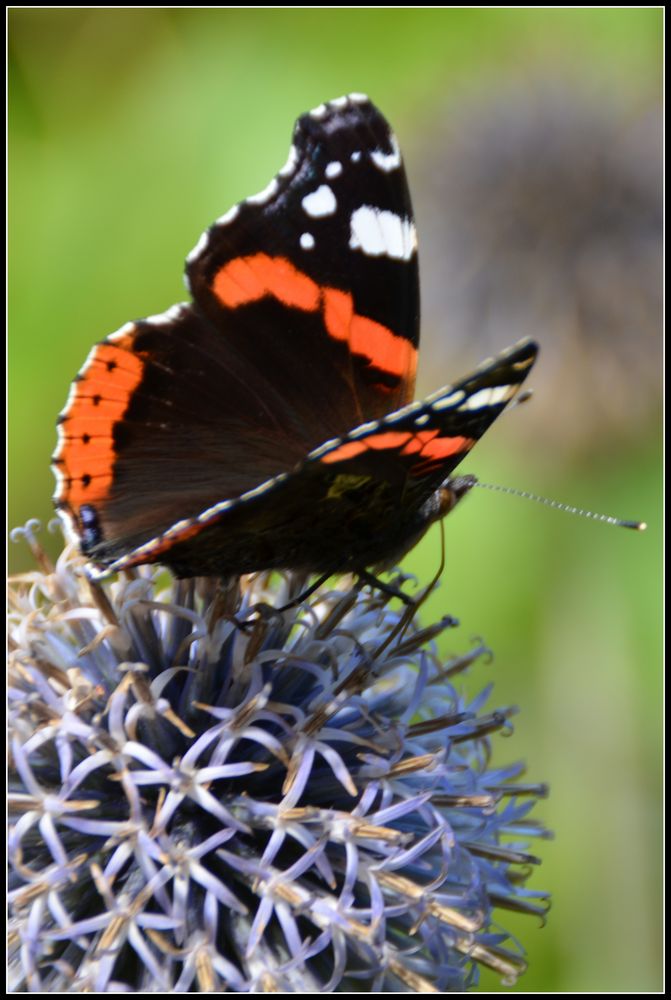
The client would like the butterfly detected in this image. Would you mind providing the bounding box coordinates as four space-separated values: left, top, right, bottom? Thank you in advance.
52 94 537 584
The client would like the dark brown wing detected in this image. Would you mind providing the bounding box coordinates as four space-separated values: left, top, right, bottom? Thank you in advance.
53 95 420 561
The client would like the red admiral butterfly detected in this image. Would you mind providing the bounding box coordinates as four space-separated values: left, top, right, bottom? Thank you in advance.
53 94 537 581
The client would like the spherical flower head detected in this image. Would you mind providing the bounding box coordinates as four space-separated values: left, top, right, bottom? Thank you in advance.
9 521 550 992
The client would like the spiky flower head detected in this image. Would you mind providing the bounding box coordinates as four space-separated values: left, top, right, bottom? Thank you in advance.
9 521 550 992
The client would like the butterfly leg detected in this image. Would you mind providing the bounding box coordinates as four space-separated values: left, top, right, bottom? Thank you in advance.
356 569 416 607
236 572 335 627
272 571 334 613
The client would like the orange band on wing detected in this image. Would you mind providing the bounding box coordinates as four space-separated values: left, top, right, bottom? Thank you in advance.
407 434 475 478
318 440 370 464
320 431 409 464
416 434 472 460
349 315 415 384
322 287 354 341
320 430 474 469
212 255 417 383
214 253 320 311
54 339 144 507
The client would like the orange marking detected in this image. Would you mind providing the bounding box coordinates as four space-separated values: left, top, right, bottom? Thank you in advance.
213 256 266 306
418 434 472 460
55 339 144 507
214 254 320 310
60 417 116 437
350 315 415 383
400 431 438 456
321 431 411 464
116 520 204 566
323 287 414 380
320 440 369 464
364 432 413 451
151 521 203 555
213 255 417 384
61 438 116 462
407 434 475 478
320 430 474 470
322 287 354 341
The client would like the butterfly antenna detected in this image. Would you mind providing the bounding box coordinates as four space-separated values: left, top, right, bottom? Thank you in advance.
472 481 647 531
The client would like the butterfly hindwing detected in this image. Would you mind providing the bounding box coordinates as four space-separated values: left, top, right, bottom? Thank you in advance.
86 340 537 578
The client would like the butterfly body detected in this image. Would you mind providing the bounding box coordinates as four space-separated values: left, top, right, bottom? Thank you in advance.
52 95 537 579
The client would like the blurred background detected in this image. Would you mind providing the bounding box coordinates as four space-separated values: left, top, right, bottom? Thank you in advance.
9 9 662 992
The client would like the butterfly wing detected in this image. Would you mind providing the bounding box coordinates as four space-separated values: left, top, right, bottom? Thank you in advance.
186 94 419 426
89 340 538 578
53 95 420 560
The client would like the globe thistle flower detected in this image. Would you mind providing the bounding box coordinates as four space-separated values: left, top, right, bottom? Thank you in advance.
9 520 550 992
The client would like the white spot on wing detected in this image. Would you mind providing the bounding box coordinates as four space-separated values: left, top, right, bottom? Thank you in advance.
52 459 66 491
371 134 402 173
144 304 187 326
329 96 348 109
458 385 516 412
310 102 328 120
279 144 299 177
240 475 286 502
308 438 343 459
348 92 369 104
300 233 315 250
348 420 381 440
325 161 342 179
198 500 233 521
186 230 209 264
382 401 422 424
107 321 137 343
247 177 279 205
217 204 240 225
302 185 337 218
349 206 416 260
351 151 362 163
57 508 80 547
430 390 466 411
194 473 289 523
165 519 191 537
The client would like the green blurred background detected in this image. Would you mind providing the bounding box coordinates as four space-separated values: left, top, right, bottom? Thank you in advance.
9 9 662 992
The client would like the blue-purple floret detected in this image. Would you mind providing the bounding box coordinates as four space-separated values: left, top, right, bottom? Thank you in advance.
8 523 549 992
